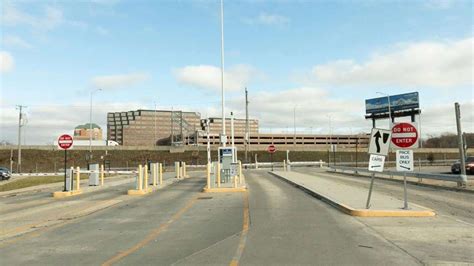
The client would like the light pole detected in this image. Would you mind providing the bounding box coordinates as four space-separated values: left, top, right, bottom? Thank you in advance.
293 105 296 147
220 0 226 147
154 101 157 146
376 92 392 129
89 88 102 157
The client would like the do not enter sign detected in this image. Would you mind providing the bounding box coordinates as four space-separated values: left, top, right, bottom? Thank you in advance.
391 123 418 149
267 144 276 153
58 134 74 150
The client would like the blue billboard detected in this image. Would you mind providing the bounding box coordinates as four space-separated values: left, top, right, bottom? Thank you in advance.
365 92 419 114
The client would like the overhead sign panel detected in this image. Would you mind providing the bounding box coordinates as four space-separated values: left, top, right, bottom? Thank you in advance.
396 150 414 172
365 92 419 114
368 128 391 156
368 154 385 172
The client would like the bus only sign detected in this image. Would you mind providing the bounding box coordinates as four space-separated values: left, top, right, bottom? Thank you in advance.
391 122 418 149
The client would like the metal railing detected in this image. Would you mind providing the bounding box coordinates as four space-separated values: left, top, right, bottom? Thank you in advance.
328 165 468 183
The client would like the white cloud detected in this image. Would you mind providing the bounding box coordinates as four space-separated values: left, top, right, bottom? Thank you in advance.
2 4 63 31
91 72 150 90
425 0 456 9
174 64 257 92
96 26 109 35
312 37 473 88
0 51 15 73
227 87 369 134
243 12 290 26
2 35 33 49
0 102 147 145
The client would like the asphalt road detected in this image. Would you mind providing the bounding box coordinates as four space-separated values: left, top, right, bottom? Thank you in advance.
0 170 425 265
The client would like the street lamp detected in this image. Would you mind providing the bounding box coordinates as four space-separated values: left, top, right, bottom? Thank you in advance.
376 92 392 129
89 88 102 156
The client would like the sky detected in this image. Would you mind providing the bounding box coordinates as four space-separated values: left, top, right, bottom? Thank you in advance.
0 0 473 144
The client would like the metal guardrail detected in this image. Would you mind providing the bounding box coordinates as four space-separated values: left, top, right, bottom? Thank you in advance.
328 165 468 183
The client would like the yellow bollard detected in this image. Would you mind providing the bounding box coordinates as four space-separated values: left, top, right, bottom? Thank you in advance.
153 163 157 187
234 174 238 188
207 163 211 189
239 161 243 185
75 167 80 191
144 164 149 191
183 162 187 177
217 163 221 188
175 162 180 179
100 164 104 186
159 163 163 185
138 165 143 191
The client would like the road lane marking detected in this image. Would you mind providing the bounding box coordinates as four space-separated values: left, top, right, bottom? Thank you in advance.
101 195 199 266
0 198 123 246
229 190 250 266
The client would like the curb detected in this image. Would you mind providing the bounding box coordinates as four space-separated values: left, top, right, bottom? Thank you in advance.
202 187 247 193
268 172 435 217
52 190 83 198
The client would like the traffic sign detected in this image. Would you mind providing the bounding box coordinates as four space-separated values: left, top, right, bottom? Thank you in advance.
368 128 391 156
396 150 414 172
368 154 385 172
391 122 418 149
267 144 276 153
57 134 74 150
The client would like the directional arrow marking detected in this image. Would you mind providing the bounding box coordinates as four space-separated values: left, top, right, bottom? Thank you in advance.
383 133 390 143
400 165 411 170
373 131 382 153
370 165 381 168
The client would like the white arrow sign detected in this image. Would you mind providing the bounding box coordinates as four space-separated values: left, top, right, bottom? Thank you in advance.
368 154 385 172
368 128 391 156
396 150 414 172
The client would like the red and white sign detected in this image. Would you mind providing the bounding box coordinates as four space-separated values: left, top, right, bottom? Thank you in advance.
391 123 418 149
57 134 74 150
267 144 276 153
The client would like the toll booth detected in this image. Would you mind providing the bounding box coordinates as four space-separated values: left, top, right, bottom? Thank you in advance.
218 147 237 183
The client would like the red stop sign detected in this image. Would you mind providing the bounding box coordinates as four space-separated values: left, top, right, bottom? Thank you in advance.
391 123 418 148
58 134 74 150
267 144 276 153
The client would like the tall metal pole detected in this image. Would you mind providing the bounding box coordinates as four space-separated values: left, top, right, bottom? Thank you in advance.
245 88 249 163
455 103 467 185
206 118 211 164
220 0 226 147
16 105 26 173
293 106 296 147
89 89 101 156
154 102 157 146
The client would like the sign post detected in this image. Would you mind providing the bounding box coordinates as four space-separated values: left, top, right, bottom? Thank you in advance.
396 150 414 209
366 128 391 209
57 134 74 191
267 144 276 171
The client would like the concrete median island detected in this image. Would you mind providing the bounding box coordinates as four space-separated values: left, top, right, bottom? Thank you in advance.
270 171 435 217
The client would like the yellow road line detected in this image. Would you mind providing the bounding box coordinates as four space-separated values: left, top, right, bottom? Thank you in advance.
229 190 250 266
102 196 199 266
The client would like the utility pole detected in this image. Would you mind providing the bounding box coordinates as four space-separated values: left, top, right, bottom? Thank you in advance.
16 105 26 173
455 102 467 185
245 88 249 163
